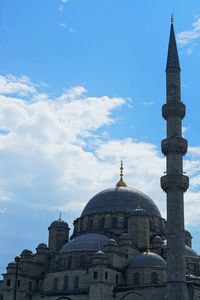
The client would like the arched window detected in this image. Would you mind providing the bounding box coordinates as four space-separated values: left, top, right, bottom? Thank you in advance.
124 218 128 230
64 275 69 290
112 217 118 229
53 278 58 290
134 272 140 285
100 218 105 229
67 256 72 268
74 276 79 289
90 219 93 228
115 274 119 284
80 255 86 267
151 272 158 284
29 281 32 291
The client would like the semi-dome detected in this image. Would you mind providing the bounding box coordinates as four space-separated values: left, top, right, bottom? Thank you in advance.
20 249 33 256
185 245 198 258
81 186 161 217
128 252 166 268
60 233 110 253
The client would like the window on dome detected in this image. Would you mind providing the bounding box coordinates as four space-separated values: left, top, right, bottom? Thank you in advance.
64 275 69 290
112 217 118 229
151 272 158 284
134 272 140 285
105 272 108 280
74 276 79 289
17 280 20 287
29 281 32 291
80 255 86 267
100 218 105 229
67 256 72 268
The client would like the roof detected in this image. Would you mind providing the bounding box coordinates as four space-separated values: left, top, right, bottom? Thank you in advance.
50 219 69 228
60 233 110 253
166 21 180 71
128 252 166 268
81 187 161 217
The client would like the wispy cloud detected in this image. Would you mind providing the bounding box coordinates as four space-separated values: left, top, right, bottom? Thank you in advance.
143 101 155 106
59 0 70 12
177 17 200 53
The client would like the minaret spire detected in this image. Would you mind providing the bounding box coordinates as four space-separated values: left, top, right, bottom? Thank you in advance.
161 18 189 299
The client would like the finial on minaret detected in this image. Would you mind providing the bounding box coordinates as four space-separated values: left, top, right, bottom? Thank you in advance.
116 161 127 188
171 14 174 25
59 212 62 220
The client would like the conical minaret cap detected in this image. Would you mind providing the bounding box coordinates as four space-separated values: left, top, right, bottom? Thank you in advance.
166 15 180 71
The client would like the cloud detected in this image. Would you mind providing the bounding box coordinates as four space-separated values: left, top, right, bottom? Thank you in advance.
0 75 36 96
177 17 200 49
1 74 200 260
59 0 69 11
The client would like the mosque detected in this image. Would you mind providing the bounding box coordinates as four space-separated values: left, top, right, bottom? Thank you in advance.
1 20 200 300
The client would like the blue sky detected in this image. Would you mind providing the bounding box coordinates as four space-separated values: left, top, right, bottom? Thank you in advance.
1 0 200 276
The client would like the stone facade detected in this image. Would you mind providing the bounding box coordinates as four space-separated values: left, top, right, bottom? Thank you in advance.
1 20 200 300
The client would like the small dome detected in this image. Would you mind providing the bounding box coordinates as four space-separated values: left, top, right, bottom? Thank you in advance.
7 262 16 268
128 252 166 268
120 233 131 240
106 238 118 246
93 250 107 258
163 240 198 257
185 230 192 237
185 245 198 258
60 233 110 253
81 187 161 218
50 219 69 228
152 236 163 244
37 243 48 249
20 249 33 256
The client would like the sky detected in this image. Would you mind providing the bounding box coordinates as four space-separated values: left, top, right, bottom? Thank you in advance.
1 0 200 276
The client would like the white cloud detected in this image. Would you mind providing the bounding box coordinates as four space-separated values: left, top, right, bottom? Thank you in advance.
0 75 36 96
177 17 200 48
59 0 69 11
1 74 200 230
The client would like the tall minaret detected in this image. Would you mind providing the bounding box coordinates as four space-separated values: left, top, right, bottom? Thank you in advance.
161 17 189 299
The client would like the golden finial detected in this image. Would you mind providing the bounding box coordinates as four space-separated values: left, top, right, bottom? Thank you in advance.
116 161 127 188
171 13 174 25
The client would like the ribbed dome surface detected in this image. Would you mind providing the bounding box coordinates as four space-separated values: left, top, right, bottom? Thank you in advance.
60 233 110 253
185 245 198 258
81 187 161 217
129 252 166 268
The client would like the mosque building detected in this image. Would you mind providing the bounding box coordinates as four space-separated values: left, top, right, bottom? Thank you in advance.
1 19 200 300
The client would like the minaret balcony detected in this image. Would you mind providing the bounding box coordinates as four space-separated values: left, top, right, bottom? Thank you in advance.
162 102 186 119
161 174 189 192
161 137 187 155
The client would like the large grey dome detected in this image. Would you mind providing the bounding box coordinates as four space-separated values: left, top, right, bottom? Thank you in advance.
128 252 166 268
81 187 161 217
60 233 110 253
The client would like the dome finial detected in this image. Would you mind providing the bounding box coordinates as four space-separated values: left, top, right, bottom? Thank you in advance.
116 161 127 188
59 212 62 220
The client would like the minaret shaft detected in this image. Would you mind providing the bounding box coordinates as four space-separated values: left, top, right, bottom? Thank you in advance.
161 20 189 300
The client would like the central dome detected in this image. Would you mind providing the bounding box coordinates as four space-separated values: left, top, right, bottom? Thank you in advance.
81 186 161 218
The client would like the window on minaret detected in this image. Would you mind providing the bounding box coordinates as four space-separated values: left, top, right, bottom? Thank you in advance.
134 272 140 285
64 275 69 290
151 272 158 284
53 278 58 291
115 274 119 284
80 255 86 267
112 217 118 229
67 256 72 268
100 217 105 229
74 276 79 289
